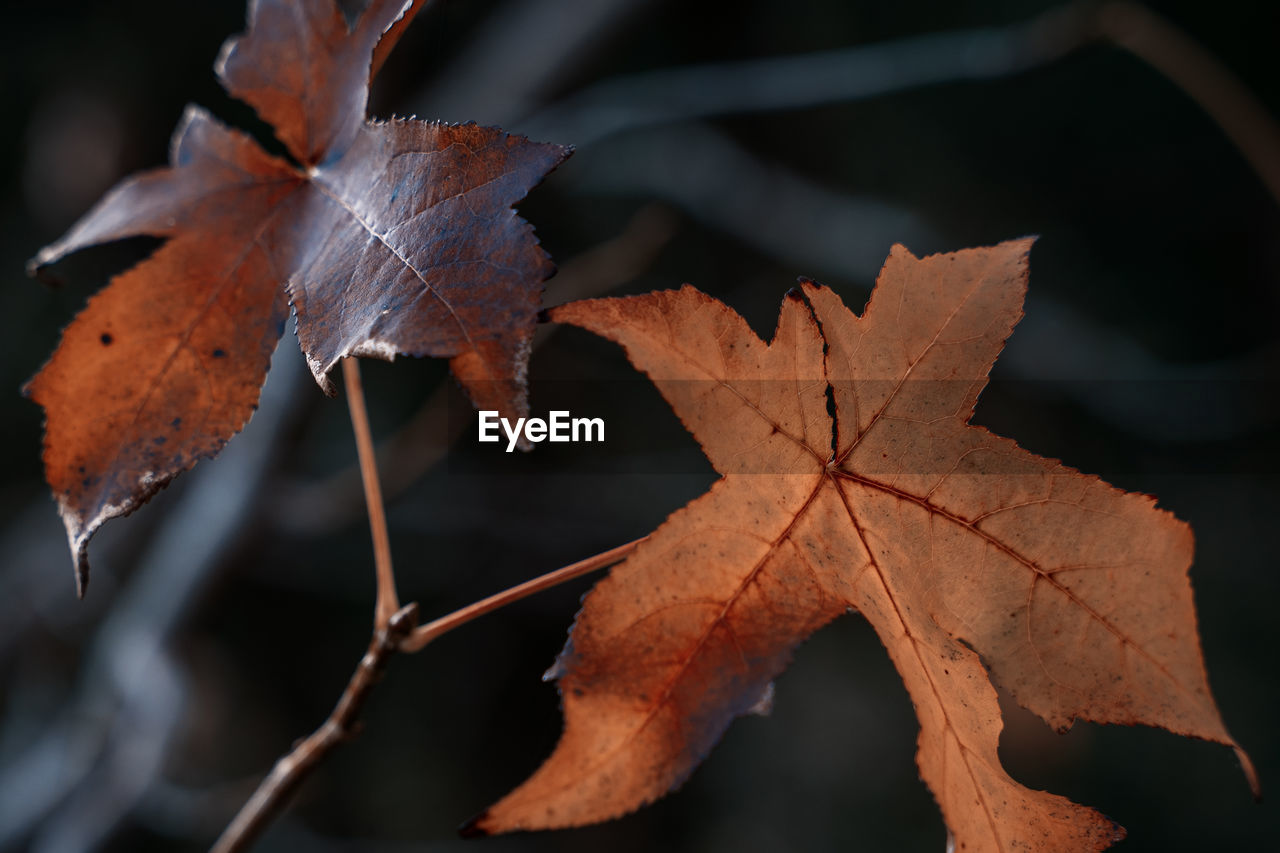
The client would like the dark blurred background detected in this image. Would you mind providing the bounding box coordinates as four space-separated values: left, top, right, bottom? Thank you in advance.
2 1 1277 851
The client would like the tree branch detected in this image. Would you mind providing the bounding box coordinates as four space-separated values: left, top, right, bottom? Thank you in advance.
208 536 643 850
209 602 420 853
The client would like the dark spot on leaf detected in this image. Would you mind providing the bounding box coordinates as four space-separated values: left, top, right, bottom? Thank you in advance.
212 348 227 358
171 418 182 429
100 333 113 345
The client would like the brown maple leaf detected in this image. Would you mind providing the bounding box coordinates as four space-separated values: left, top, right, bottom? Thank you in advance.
25 0 570 594
468 240 1256 850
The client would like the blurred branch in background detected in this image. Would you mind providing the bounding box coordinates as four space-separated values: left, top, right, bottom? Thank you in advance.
1096 1 1280 207
0 348 311 852
562 123 941 279
520 2 1280 210
408 0 651 125
519 3 1092 147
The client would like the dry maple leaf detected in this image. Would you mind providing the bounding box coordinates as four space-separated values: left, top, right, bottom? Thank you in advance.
25 0 570 594
469 240 1256 850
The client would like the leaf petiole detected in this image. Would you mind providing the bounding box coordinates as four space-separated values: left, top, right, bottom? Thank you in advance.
343 357 400 627
400 537 647 652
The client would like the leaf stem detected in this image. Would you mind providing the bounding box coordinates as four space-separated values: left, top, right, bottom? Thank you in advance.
210 602 420 853
400 537 646 652
343 357 400 627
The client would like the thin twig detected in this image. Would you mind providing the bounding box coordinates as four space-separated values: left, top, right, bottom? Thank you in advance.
209 537 643 849
210 356 409 853
401 536 646 652
343 358 400 627
210 602 420 853
0 349 312 851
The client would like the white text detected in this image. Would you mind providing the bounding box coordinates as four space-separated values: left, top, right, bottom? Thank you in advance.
478 410 605 452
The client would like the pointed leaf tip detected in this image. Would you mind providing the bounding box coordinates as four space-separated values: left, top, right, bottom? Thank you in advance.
457 812 491 838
